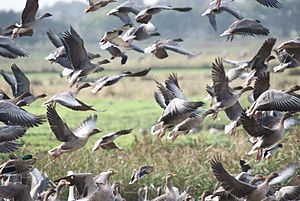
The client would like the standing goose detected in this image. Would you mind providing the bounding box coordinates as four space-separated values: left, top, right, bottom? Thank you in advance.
202 1 243 31
211 156 281 201
107 0 141 25
112 182 126 201
92 129 132 151
138 186 150 201
0 125 26 153
144 39 197 59
220 18 269 41
46 105 101 158
0 64 47 105
43 179 70 201
11 0 52 39
152 173 179 201
241 111 293 160
43 83 96 111
0 36 28 59
83 169 116 201
210 58 253 120
0 99 45 127
84 0 118 13
59 26 106 87
135 5 192 24
89 68 151 94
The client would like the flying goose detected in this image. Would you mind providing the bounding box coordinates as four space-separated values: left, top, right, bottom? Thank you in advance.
210 58 253 120
144 38 197 59
202 1 243 31
273 48 300 73
167 109 215 142
92 129 132 151
84 0 118 13
135 5 192 24
129 165 154 184
152 173 179 201
265 186 300 201
220 18 269 41
46 105 101 158
100 42 128 65
11 0 52 39
0 99 45 127
152 74 205 137
45 30 101 73
122 22 160 42
0 36 28 59
0 125 26 153
215 0 282 9
211 156 285 201
89 68 151 94
59 26 106 87
43 83 96 111
107 0 141 25
0 64 47 105
241 111 293 160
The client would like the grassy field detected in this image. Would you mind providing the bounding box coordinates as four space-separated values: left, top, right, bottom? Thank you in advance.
0 60 299 200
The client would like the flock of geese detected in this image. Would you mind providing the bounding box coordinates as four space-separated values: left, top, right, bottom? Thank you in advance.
0 0 300 200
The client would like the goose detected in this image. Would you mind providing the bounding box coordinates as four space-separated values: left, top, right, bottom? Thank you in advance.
144 38 197 59
0 36 28 59
84 0 118 13
122 22 160 42
210 58 253 120
135 5 192 24
82 169 116 201
211 156 283 201
0 64 47 105
0 125 26 153
264 186 300 201
167 109 215 142
215 0 282 9
241 111 293 160
152 173 179 201
129 165 154 184
92 129 132 151
152 74 205 137
46 105 101 158
276 38 300 59
43 83 96 111
100 42 128 65
59 26 106 87
202 1 243 31
0 99 46 127
100 28 144 54
220 18 269 41
0 183 33 201
138 186 150 201
273 48 300 73
89 68 151 94
112 182 126 201
43 179 70 201
177 186 196 201
107 0 141 25
56 173 98 199
45 30 101 73
11 0 52 39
